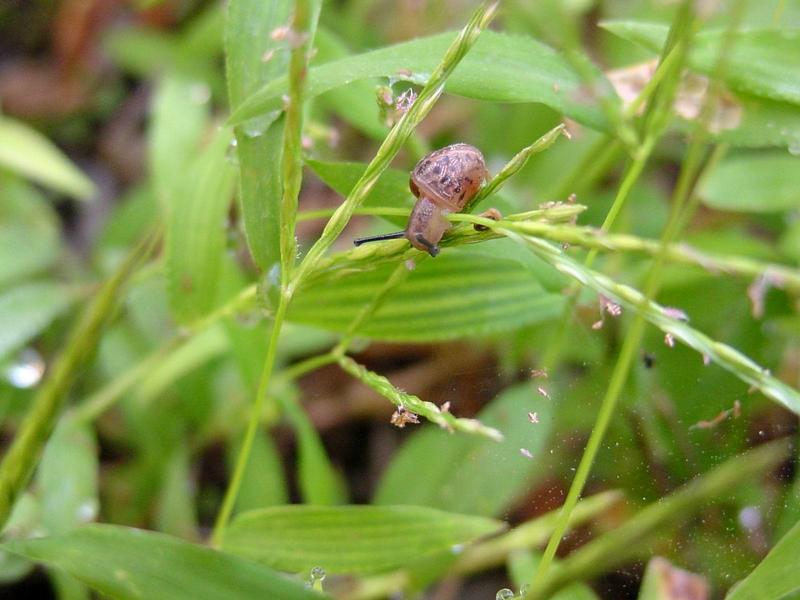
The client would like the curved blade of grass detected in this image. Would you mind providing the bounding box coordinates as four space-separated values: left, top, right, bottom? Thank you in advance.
230 30 610 131
346 491 621 599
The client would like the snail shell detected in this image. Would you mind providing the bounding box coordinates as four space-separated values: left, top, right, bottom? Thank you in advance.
352 143 488 257
405 143 487 256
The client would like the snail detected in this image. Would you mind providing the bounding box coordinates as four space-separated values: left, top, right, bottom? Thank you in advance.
354 143 488 257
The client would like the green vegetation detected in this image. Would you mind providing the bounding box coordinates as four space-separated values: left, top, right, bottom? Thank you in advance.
0 0 798 598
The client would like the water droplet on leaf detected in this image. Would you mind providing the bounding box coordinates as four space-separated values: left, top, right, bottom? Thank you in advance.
4 348 45 388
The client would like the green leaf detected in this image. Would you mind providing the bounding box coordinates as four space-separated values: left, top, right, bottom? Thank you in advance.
226 429 289 514
280 395 348 505
0 177 61 289
49 570 91 600
0 493 38 583
149 76 209 211
306 159 413 227
289 247 564 342
712 93 800 149
2 525 328 600
165 129 236 324
38 419 98 534
698 152 800 212
223 505 502 574
313 28 388 140
0 116 94 200
726 519 800 600
374 383 553 516
225 0 291 271
230 30 610 132
0 282 79 363
601 22 800 105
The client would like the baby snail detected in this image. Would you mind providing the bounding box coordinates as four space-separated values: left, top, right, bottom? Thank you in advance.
354 143 488 257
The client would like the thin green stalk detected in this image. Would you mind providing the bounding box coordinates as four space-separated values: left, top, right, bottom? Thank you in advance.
527 438 791 599
210 293 289 547
0 228 160 529
279 0 313 286
288 1 499 295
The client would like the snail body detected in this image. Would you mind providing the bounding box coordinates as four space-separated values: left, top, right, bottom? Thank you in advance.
354 143 487 257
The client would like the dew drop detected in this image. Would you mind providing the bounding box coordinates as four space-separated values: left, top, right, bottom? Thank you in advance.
258 263 283 316
76 499 99 523
788 139 800 156
4 348 45 388
738 506 762 531
188 82 211 105
307 566 326 590
496 589 515 600
225 138 239 166
242 112 280 138
519 584 530 595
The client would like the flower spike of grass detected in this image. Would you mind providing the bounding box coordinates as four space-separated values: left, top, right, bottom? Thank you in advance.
338 355 504 441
